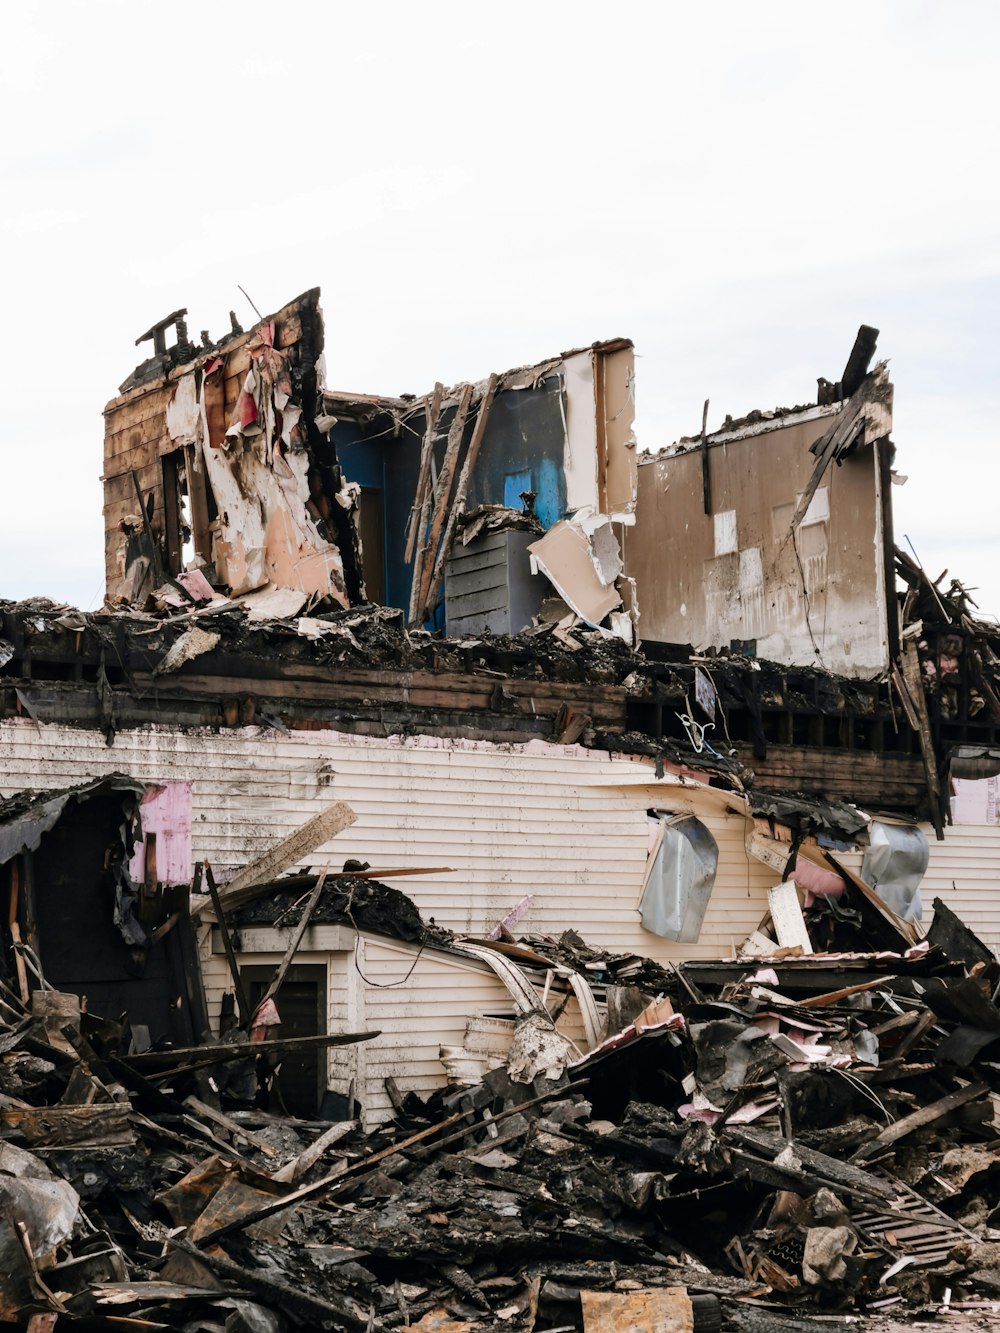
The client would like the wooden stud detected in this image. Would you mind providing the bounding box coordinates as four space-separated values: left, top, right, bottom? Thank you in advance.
423 373 499 624
414 382 474 624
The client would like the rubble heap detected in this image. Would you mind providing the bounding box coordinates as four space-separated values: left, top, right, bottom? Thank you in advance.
5 884 1000 1330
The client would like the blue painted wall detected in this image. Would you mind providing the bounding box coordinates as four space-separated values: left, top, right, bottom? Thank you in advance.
333 376 568 623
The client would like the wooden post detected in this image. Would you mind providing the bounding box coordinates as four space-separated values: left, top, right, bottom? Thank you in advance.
404 383 443 565
414 382 474 624
203 861 251 1028
901 639 945 839
8 861 29 1004
700 398 711 515
256 872 328 1016
424 374 498 623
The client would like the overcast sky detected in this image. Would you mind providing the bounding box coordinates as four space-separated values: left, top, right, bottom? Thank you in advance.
2 1 997 620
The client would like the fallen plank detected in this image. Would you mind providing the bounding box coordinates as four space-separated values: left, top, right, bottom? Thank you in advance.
853 1081 991 1160
581 1286 693 1333
182 1096 280 1158
171 1237 370 1329
272 1119 357 1183
797 977 888 1008
126 1029 380 1074
725 1125 900 1203
214 801 356 909
1 1103 134 1148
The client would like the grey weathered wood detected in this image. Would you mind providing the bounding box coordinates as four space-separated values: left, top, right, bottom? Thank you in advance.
447 564 510 596
415 382 475 622
404 383 443 566
853 1081 990 1160
445 529 544 635
215 801 356 909
426 373 499 616
447 584 510 619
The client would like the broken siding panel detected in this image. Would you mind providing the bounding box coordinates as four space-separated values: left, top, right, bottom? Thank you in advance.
627 415 890 677
0 720 775 964
922 823 1000 953
358 937 513 1122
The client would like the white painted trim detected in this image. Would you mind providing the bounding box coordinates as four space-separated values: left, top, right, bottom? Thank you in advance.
213 924 354 954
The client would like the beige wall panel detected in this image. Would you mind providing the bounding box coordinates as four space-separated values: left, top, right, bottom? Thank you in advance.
627 418 888 676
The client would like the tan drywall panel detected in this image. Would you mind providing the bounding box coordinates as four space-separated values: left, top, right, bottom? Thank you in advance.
600 345 636 518
627 419 889 676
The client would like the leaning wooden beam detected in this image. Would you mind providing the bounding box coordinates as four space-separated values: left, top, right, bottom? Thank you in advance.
203 861 251 1027
901 638 945 839
256 871 328 1013
8 861 29 1004
125 1029 379 1072
414 382 474 624
423 373 499 621
853 1081 990 1161
787 368 889 536
213 800 357 910
404 382 444 566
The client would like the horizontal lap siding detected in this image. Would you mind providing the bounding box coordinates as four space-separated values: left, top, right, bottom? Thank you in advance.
924 823 1000 954
0 719 776 962
11 717 998 1125
359 937 513 1122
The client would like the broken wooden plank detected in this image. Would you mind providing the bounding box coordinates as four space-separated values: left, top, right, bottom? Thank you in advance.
1 1103 135 1148
797 977 888 1008
8 860 29 1004
272 1119 357 1183
424 374 499 620
414 382 474 624
901 637 945 838
127 1029 380 1073
725 1125 900 1204
404 382 444 566
203 860 251 1027
214 801 356 909
787 367 890 535
891 1007 938 1061
854 1081 991 1161
182 1096 280 1158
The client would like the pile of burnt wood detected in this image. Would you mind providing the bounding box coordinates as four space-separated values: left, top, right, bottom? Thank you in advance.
5 898 1000 1331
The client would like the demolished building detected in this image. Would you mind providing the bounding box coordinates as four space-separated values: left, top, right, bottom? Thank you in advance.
2 288 1000 1326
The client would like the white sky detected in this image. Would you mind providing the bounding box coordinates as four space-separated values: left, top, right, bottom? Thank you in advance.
2 0 998 619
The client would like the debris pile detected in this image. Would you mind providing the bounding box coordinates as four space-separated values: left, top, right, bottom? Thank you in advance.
6 881 1000 1329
